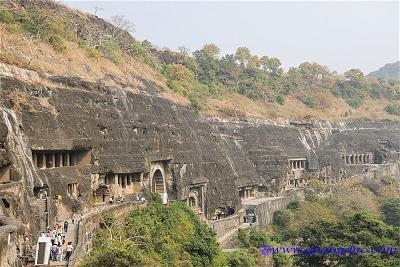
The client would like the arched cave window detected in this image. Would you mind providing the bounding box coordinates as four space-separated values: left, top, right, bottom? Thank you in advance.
152 169 164 193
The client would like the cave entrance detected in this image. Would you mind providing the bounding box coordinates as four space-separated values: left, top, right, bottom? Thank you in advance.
94 185 110 203
152 169 165 193
32 149 91 169
2 198 10 209
188 196 196 208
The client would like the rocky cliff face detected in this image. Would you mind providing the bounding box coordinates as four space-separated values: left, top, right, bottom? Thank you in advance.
0 74 250 219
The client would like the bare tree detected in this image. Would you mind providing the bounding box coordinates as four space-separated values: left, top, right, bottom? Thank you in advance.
107 15 135 42
178 46 190 58
93 5 103 16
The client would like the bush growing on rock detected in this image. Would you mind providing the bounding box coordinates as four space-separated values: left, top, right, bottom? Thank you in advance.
225 250 257 267
238 229 250 248
48 34 66 52
385 104 400 116
381 198 400 227
249 230 270 248
287 199 300 210
273 209 293 227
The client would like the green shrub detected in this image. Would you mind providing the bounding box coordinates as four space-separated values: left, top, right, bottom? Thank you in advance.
225 250 256 267
380 176 392 186
287 199 300 210
244 88 260 100
85 197 222 266
189 95 202 112
273 210 293 227
385 104 400 116
294 213 400 267
129 41 146 59
82 239 146 267
279 228 297 241
99 213 115 228
87 47 103 59
238 229 250 248
346 96 363 108
380 198 400 226
102 40 123 65
20 9 68 38
208 83 226 96
129 41 161 70
304 189 318 202
0 10 14 23
275 94 285 105
167 80 187 95
248 230 269 248
272 252 292 267
302 95 317 108
22 20 39 35
48 34 66 52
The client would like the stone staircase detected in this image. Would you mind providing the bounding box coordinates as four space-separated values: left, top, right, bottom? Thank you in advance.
36 198 47 232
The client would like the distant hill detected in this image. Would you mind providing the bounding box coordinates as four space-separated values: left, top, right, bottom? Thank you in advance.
368 61 400 81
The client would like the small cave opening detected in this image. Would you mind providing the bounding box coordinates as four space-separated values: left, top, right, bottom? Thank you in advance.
2 198 10 209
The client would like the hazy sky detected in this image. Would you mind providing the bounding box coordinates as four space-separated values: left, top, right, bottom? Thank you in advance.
65 1 399 74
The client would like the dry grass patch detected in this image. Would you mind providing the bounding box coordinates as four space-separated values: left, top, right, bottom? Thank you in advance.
0 26 167 92
203 93 272 119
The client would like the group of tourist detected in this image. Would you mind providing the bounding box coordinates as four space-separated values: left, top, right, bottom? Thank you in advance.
108 195 146 205
42 220 73 262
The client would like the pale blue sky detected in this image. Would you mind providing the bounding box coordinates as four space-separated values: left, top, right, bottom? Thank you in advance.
65 1 399 74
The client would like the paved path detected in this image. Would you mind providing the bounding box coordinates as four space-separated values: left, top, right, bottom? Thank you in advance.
49 219 76 266
34 201 144 266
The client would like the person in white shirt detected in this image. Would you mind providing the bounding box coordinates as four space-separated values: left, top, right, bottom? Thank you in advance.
57 242 63 261
65 242 73 261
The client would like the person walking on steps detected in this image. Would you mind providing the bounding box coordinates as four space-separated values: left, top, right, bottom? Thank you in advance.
63 220 68 233
50 242 58 261
65 242 73 262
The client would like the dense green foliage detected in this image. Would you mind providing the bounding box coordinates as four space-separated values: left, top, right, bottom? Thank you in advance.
235 229 291 267
162 44 399 111
225 250 256 267
286 199 300 210
380 198 400 226
385 104 400 116
83 193 222 267
294 213 400 267
272 209 293 227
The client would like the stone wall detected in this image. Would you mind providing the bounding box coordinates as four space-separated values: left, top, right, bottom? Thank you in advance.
209 214 241 239
373 162 400 179
0 215 24 267
242 189 305 230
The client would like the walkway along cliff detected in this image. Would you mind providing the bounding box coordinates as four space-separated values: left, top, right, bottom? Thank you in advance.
0 63 399 266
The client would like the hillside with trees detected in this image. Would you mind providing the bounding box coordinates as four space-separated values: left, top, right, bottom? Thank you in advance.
368 61 400 81
0 0 399 123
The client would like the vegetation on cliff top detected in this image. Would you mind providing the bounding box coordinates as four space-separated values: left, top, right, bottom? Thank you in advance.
0 1 399 121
